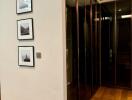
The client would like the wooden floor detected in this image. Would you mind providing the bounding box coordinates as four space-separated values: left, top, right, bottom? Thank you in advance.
91 87 132 100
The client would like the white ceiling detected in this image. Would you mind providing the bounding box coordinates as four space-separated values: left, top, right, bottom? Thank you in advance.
66 0 115 6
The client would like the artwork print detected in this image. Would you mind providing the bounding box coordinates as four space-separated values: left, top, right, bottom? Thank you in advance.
17 18 33 40
17 0 32 14
18 46 34 67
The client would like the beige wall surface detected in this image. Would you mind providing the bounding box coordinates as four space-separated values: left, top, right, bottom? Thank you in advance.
0 0 66 100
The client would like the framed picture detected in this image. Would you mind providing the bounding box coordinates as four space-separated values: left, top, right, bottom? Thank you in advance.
18 46 34 67
17 18 34 40
16 0 32 14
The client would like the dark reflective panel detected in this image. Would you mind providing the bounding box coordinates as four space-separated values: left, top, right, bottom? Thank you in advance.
66 0 100 100
66 6 79 100
116 0 131 88
100 2 116 86
79 5 92 100
92 3 101 95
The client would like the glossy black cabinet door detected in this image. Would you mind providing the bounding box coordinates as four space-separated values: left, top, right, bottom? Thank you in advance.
78 7 92 100
116 0 131 88
66 7 79 100
100 0 132 88
66 6 93 100
78 4 100 99
67 4 100 100
100 2 116 86
92 4 101 95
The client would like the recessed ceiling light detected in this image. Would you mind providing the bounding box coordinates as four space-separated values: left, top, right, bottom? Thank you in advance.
121 14 132 19
97 0 115 4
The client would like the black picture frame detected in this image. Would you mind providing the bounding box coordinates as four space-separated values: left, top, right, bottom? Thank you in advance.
17 18 34 40
16 0 32 14
18 46 35 67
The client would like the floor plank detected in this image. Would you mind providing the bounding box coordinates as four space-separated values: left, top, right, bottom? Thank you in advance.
91 87 132 100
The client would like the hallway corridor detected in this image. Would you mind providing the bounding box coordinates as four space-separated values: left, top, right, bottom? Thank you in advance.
91 87 132 100
66 0 132 100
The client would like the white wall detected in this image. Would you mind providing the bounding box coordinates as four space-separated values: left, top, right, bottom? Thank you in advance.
0 0 66 100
